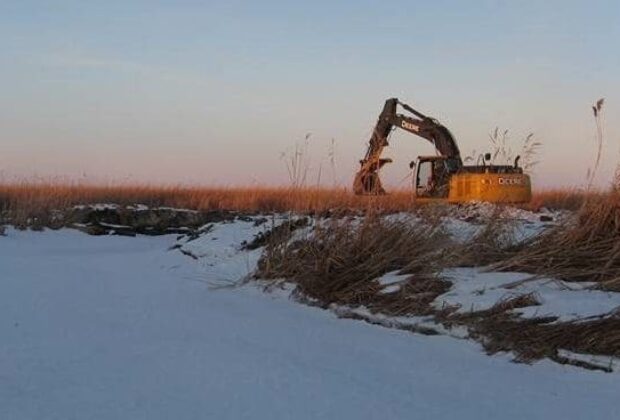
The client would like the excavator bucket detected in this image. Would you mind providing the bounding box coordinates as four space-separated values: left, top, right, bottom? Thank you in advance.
353 171 385 195
353 158 391 195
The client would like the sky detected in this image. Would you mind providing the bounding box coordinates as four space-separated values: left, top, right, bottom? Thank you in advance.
0 0 619 189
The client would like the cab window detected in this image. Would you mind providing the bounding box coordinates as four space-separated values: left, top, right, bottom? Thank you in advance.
416 160 433 196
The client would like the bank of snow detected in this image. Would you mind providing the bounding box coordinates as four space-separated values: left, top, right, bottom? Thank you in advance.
1 219 620 420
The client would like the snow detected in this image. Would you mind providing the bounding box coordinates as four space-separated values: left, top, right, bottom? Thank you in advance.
441 217 483 241
2 224 620 419
439 204 560 243
557 349 617 371
438 268 620 321
73 203 119 211
379 204 562 244
176 216 290 285
72 203 199 212
376 270 411 294
448 201 560 223
436 269 532 313
178 219 265 283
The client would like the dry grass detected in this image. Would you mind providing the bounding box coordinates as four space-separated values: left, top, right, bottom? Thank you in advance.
0 181 603 220
257 216 452 316
493 193 620 289
527 188 604 211
0 183 418 225
254 214 620 368
448 297 620 371
452 207 520 267
472 312 620 369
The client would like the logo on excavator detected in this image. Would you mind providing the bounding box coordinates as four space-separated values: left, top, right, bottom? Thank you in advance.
498 177 523 185
401 121 419 132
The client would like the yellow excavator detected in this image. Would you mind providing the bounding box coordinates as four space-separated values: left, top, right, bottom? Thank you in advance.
353 98 531 203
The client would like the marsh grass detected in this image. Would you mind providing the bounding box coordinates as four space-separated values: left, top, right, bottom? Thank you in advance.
0 183 419 226
254 210 620 369
492 193 620 290
257 215 452 315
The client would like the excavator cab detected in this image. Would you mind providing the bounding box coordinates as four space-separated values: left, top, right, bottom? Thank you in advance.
413 156 459 199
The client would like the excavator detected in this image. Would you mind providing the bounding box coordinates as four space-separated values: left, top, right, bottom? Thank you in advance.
353 98 531 203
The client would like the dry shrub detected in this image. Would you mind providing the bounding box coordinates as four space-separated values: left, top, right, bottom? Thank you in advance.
492 193 620 287
257 215 452 315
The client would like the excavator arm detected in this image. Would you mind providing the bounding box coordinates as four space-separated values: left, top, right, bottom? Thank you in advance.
353 98 462 195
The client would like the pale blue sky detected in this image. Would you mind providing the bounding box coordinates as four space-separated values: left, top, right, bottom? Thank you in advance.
1 0 619 188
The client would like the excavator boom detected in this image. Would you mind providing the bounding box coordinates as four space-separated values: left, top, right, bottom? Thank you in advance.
353 98 461 194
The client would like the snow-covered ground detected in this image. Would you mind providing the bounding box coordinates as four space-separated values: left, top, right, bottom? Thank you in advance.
2 222 620 419
438 268 620 321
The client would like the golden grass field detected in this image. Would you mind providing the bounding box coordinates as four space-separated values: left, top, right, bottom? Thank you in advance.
0 182 600 217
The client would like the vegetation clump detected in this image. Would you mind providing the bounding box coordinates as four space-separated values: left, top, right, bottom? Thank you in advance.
492 194 620 290
257 216 452 316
